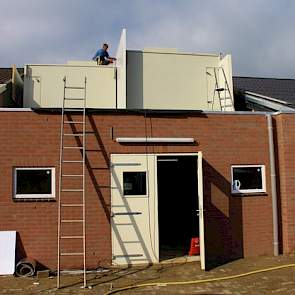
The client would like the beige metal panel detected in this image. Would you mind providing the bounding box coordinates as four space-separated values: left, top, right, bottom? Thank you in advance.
115 28 127 109
23 64 116 108
218 54 234 111
219 55 233 95
23 73 41 108
142 52 219 110
126 50 232 111
111 154 158 265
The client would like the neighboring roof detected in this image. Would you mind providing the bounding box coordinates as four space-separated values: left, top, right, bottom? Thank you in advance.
0 68 24 84
233 76 295 107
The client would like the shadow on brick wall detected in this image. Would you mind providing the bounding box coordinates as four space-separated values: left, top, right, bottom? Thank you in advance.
203 160 244 270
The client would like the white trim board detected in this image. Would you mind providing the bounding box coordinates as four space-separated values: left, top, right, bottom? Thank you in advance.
116 137 195 143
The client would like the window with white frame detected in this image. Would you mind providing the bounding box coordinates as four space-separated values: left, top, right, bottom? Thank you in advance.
13 168 56 199
231 165 266 194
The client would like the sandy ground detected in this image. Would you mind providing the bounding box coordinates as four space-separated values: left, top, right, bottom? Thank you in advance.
0 255 295 294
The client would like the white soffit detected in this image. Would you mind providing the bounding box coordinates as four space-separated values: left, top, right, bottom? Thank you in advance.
0 231 16 275
116 137 195 143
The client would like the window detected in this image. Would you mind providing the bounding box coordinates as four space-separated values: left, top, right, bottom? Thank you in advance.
14 168 55 199
231 165 266 194
123 172 147 196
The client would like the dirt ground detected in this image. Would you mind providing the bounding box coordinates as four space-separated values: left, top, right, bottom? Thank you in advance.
0 255 295 295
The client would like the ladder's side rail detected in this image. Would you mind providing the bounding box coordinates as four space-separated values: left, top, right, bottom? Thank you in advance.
82 77 87 288
213 68 222 111
220 67 234 109
57 76 67 288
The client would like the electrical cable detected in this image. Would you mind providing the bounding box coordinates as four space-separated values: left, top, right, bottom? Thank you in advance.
103 263 295 295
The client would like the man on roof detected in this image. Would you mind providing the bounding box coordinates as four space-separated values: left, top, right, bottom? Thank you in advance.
92 43 116 65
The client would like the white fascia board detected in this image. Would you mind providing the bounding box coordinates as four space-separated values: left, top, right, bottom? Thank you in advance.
245 91 291 105
0 108 32 112
116 137 195 143
245 94 295 111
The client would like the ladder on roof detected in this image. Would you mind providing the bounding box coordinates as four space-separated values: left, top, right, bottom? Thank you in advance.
57 76 87 288
210 67 235 111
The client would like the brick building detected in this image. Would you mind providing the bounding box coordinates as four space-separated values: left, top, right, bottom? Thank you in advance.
1 31 294 277
0 109 294 271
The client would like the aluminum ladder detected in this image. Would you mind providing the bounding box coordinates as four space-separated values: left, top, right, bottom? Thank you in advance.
211 67 235 111
57 76 87 288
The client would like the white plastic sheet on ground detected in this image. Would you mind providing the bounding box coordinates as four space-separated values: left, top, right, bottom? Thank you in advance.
0 231 16 275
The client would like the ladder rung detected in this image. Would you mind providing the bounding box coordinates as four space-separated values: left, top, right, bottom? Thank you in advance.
65 86 85 89
63 146 83 149
62 160 84 163
64 108 84 112
62 174 83 177
61 204 83 207
61 236 84 239
219 97 231 100
64 121 84 124
60 252 84 256
61 189 83 192
64 98 85 100
64 133 84 136
61 219 84 223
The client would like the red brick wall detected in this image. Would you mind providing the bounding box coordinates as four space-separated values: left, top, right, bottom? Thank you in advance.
274 114 295 254
0 111 276 270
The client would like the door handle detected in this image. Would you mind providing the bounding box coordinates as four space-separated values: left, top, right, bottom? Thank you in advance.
196 209 206 216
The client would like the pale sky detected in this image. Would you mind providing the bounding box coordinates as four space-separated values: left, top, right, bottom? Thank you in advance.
1 0 295 78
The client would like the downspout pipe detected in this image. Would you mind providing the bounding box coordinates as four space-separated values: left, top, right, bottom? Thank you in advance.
267 114 279 256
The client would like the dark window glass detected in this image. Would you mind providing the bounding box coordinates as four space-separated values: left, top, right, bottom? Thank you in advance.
232 167 263 190
16 169 52 195
123 172 146 196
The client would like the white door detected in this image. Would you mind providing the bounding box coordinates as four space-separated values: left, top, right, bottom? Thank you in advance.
197 152 205 270
111 154 158 265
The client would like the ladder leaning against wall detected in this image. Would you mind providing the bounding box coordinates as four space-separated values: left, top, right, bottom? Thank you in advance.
57 76 87 288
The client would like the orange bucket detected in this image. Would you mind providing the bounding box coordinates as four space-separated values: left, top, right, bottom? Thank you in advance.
189 237 200 256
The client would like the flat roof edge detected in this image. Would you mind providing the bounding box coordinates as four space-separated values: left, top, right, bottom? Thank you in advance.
0 108 294 116
127 49 220 57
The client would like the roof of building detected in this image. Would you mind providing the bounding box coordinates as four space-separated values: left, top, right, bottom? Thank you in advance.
233 76 295 107
0 68 24 84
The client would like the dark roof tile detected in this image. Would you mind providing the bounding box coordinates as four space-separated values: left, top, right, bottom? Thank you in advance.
0 68 24 84
233 76 295 106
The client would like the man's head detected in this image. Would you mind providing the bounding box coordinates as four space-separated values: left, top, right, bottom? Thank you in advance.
102 43 109 51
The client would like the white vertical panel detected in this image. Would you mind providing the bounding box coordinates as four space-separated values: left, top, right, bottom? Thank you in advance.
198 152 205 270
218 54 234 111
0 231 16 275
115 28 127 109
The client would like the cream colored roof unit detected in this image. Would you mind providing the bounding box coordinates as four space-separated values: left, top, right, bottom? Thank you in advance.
126 49 234 111
23 29 127 109
23 29 234 111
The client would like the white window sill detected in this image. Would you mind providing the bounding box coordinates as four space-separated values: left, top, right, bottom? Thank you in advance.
13 195 56 200
231 191 267 196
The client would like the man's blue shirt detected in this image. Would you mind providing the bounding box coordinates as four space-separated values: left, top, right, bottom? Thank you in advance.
92 49 109 61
